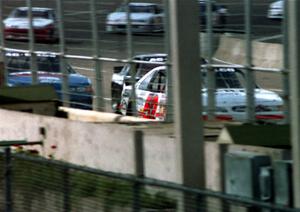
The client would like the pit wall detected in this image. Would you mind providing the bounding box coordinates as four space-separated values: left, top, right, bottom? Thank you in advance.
0 108 290 192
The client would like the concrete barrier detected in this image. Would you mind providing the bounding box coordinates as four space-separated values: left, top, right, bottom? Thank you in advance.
0 107 291 191
59 107 157 123
0 108 179 182
214 34 283 69
199 32 221 58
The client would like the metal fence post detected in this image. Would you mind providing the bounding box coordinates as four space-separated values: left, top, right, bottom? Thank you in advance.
27 0 38 85
90 0 104 111
124 0 137 116
0 0 7 86
288 0 300 207
63 167 70 212
4 147 12 212
282 0 289 124
164 0 173 122
169 0 205 211
206 0 216 121
125 0 133 59
133 130 144 212
56 0 70 107
244 0 255 123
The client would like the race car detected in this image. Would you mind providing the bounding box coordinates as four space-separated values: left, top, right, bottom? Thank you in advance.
3 7 58 42
119 66 284 123
111 53 167 113
105 2 164 33
198 0 228 30
6 51 93 109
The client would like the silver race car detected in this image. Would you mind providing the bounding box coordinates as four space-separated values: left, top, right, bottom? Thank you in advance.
106 2 164 33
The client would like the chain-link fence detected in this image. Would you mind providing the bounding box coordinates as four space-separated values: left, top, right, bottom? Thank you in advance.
0 0 289 124
0 149 297 212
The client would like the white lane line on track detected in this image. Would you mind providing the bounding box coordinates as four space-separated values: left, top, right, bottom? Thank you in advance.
65 10 108 16
254 34 282 42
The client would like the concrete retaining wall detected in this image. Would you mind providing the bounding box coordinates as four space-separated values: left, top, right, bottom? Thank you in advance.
0 108 291 191
214 35 283 69
200 32 221 58
0 108 179 182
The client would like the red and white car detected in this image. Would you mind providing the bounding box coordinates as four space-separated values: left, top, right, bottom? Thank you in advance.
3 7 58 42
120 66 284 123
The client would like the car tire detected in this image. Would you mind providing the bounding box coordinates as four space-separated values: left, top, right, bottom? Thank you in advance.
48 29 58 43
120 98 131 116
126 102 134 116
216 15 227 32
111 83 123 113
112 98 121 114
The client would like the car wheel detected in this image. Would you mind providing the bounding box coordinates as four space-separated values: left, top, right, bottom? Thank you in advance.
111 83 123 113
120 98 128 115
216 15 227 31
112 97 121 114
126 102 134 116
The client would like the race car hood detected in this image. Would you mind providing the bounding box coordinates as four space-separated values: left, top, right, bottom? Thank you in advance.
107 12 154 22
202 88 283 106
270 0 283 9
8 72 91 88
3 18 53 29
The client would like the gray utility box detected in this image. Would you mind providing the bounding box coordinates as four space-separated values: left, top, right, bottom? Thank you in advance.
224 151 271 200
274 160 293 206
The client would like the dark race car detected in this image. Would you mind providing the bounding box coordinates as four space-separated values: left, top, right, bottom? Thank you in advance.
198 0 227 30
6 51 93 109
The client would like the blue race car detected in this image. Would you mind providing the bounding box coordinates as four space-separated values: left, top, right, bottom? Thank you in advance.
6 51 93 109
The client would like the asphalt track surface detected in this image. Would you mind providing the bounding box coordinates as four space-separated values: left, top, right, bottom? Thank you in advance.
2 0 284 111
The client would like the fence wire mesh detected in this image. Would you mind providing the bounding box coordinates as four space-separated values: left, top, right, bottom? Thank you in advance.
0 151 297 212
0 0 288 123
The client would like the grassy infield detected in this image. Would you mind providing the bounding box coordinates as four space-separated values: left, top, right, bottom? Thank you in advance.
4 152 177 211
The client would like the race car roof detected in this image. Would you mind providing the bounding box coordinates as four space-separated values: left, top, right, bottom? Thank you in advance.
15 7 54 12
128 2 160 7
5 51 57 58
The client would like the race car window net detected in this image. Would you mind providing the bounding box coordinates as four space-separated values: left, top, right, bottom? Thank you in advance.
138 71 156 91
121 64 131 76
147 70 166 93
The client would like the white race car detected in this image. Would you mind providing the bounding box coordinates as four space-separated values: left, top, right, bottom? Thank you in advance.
105 2 164 33
267 0 283 20
3 7 58 42
120 66 284 123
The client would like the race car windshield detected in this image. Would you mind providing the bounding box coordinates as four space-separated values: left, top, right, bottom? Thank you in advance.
202 68 246 89
117 5 156 13
199 2 218 13
11 9 49 19
6 55 74 74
